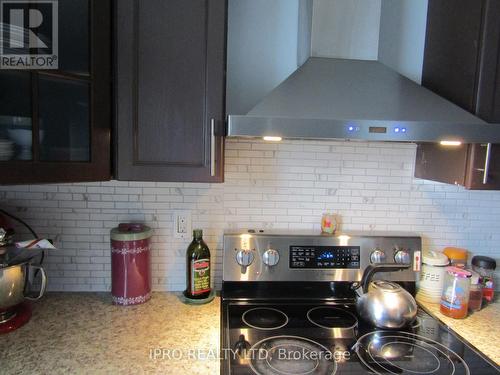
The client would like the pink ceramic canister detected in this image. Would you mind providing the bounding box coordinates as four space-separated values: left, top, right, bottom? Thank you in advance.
110 223 153 305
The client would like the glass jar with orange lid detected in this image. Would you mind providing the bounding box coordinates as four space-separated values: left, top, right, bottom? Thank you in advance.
440 267 472 319
443 247 468 268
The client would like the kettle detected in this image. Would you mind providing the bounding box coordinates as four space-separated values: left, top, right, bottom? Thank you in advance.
354 264 418 329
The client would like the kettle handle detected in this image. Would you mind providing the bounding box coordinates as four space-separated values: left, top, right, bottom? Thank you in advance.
25 265 47 301
359 264 410 293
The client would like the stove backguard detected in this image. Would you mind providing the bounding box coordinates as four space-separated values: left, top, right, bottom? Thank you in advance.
223 232 421 284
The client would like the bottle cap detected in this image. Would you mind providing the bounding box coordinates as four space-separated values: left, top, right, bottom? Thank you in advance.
443 247 468 261
471 256 496 270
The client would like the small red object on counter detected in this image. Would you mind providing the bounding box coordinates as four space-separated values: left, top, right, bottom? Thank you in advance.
110 223 153 306
0 303 32 334
482 281 495 302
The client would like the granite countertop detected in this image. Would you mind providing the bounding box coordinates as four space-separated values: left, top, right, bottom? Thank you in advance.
419 301 500 366
2 293 499 374
0 293 220 375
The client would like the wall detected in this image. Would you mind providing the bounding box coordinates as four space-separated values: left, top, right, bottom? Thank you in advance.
378 0 429 83
2 139 500 292
226 0 429 117
226 0 303 115
311 0 381 60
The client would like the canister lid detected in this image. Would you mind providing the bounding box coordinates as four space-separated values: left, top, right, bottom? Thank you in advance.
443 247 468 261
446 266 471 278
111 223 153 241
471 255 496 270
422 250 449 266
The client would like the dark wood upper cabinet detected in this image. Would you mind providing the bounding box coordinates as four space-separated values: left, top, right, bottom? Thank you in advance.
415 0 500 189
114 0 226 182
0 0 112 184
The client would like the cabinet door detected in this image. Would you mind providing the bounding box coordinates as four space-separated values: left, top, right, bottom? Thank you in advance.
115 0 226 182
464 0 500 189
414 143 468 186
465 144 500 189
0 0 111 184
418 0 500 190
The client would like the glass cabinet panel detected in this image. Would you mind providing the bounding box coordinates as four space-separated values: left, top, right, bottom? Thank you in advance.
38 75 90 161
0 0 111 184
0 71 33 161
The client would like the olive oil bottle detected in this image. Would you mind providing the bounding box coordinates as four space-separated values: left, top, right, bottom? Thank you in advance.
185 229 211 299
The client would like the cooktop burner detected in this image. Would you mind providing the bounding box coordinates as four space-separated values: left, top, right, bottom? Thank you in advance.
355 331 470 375
250 336 337 375
242 308 289 331
306 307 358 330
222 301 499 375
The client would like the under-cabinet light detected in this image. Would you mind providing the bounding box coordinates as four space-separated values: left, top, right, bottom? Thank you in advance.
263 136 282 142
440 140 462 146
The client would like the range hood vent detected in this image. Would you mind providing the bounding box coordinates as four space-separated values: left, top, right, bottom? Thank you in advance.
227 57 500 143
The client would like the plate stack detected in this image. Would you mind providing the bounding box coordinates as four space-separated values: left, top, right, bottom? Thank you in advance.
416 250 450 304
0 139 14 161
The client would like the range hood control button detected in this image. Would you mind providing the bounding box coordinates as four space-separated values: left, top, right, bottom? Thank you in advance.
263 249 280 267
370 249 386 264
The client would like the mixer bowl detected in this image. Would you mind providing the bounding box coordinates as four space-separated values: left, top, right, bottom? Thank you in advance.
0 263 47 322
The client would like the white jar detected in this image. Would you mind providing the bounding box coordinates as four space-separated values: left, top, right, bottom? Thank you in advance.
416 250 449 303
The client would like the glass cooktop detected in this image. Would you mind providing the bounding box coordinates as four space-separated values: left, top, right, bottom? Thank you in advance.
221 302 499 375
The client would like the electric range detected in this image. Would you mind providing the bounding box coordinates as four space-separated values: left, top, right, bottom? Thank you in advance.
220 232 499 375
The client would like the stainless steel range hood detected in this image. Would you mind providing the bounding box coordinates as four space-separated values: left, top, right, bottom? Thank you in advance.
227 57 500 143
226 0 500 144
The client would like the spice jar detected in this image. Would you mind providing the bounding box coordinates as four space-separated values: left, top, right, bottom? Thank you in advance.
468 271 482 312
443 247 468 268
440 267 471 319
471 256 496 303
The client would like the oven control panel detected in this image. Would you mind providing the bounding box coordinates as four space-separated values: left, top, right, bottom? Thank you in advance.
289 246 360 269
223 232 421 282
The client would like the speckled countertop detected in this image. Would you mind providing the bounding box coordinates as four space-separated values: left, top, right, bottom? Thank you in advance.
419 301 500 366
2 293 499 374
0 293 220 375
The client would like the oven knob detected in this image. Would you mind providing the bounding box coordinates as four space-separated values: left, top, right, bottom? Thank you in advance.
236 250 254 267
394 249 411 264
370 249 386 264
263 249 280 267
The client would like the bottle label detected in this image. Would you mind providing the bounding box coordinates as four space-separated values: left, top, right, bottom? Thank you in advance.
191 258 210 295
441 286 465 310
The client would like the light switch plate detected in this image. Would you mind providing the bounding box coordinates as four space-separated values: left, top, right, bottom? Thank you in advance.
174 211 191 239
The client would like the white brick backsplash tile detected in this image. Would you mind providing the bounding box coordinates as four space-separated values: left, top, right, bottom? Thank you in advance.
59 200 86 209
2 139 500 291
86 186 113 194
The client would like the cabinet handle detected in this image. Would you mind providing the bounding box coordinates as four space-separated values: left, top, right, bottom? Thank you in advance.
210 118 216 177
483 143 492 185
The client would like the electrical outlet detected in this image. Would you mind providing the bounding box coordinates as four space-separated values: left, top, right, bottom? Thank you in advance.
174 211 191 239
